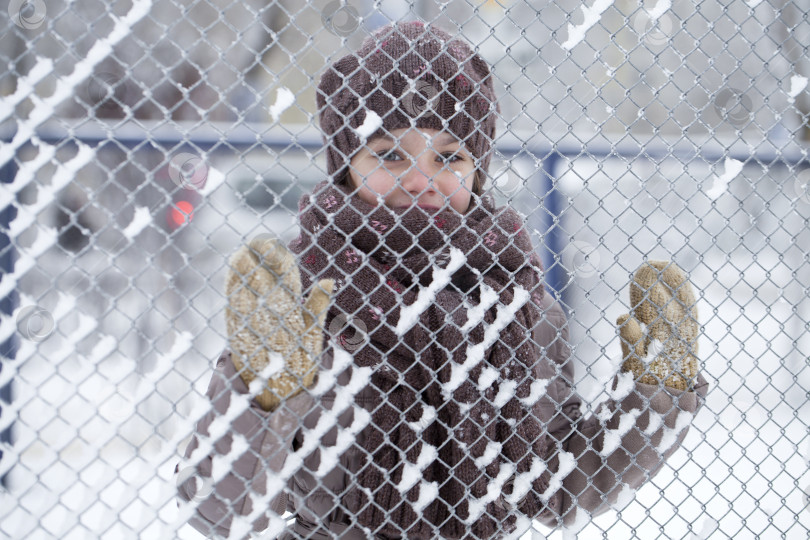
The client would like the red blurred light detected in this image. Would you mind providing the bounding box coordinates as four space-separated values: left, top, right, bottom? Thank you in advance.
169 200 194 228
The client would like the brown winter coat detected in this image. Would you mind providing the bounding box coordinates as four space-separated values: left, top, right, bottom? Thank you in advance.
178 182 707 538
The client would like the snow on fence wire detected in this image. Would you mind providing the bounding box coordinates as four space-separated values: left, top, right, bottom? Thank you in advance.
1 0 810 538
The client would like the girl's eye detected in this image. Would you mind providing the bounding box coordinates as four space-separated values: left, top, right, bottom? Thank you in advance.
440 152 462 163
375 149 402 161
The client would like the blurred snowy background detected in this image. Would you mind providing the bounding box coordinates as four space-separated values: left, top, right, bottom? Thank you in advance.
1 0 809 538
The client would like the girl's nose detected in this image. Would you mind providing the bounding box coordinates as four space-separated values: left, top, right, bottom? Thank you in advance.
400 156 437 197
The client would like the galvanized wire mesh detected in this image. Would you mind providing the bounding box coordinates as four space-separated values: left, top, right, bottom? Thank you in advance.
1 0 809 538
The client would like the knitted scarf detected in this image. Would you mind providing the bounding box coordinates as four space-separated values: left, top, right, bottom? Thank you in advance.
288 180 551 538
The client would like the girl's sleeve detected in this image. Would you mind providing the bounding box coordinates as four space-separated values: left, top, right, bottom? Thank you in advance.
176 349 315 539
531 296 710 528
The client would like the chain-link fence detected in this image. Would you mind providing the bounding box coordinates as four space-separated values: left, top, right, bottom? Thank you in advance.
2 0 809 538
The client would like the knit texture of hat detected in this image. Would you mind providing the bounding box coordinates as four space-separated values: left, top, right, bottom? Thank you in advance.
316 21 499 179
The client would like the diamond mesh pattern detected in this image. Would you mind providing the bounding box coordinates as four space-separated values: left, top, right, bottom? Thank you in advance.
2 0 809 539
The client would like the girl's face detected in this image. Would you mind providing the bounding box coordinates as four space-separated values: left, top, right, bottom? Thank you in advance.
348 127 476 214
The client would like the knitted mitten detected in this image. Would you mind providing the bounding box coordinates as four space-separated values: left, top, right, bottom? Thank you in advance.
225 236 334 411
616 260 700 391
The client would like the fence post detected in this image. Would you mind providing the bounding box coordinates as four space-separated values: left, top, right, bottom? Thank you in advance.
535 150 565 303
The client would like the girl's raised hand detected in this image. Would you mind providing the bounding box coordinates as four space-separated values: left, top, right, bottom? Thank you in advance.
225 236 334 411
616 260 700 391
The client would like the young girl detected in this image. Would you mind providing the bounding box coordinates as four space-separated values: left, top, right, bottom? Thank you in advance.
178 22 707 539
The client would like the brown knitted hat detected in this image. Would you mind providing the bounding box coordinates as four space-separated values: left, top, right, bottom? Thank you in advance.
316 21 499 183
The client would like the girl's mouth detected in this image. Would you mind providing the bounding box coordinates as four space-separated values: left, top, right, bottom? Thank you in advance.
396 204 441 212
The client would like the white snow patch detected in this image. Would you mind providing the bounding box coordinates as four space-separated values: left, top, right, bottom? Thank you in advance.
406 405 436 433
503 516 537 540
88 335 117 363
746 0 763 6
269 87 295 122
49 291 77 319
609 371 636 401
540 450 576 502
506 457 548 505
458 401 473 417
0 57 53 124
474 441 502 469
396 247 466 336
656 410 694 454
787 75 808 103
647 0 671 19
355 110 383 141
246 352 286 396
122 206 152 239
562 507 590 539
648 338 665 358
460 282 499 333
493 379 517 408
690 517 719 539
442 286 529 399
644 410 664 436
315 408 371 477
519 377 551 408
465 463 514 523
413 481 439 513
706 157 743 200
232 510 287 540
595 403 613 424
26 227 58 258
530 526 549 540
397 444 438 493
610 482 636 510
197 166 226 197
561 0 615 50
600 408 642 456
309 346 353 396
477 366 499 390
